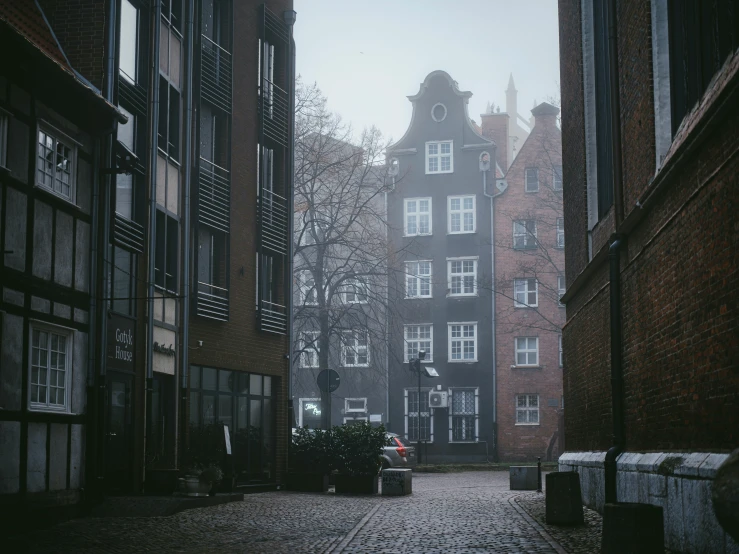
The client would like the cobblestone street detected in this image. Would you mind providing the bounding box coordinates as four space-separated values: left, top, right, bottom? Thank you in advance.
10 472 605 553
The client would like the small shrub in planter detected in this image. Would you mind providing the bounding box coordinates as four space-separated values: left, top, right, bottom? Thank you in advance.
333 423 387 495
182 424 227 495
287 427 333 492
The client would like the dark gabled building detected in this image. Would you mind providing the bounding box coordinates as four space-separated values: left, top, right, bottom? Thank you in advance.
557 0 738 551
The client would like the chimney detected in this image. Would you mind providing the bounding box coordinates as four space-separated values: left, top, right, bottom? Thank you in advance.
480 111 510 171
530 102 560 129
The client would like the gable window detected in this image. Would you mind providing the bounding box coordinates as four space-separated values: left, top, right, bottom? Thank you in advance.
404 198 432 236
30 324 72 413
525 167 539 192
426 140 453 174
553 165 563 190
342 279 369 304
558 275 566 306
406 389 432 442
299 331 319 368
405 261 432 298
298 270 317 305
448 323 477 362
450 388 477 442
37 125 76 202
448 258 477 296
514 278 538 308
515 337 539 366
556 218 565 248
342 331 369 367
513 220 537 249
516 394 539 425
448 195 475 234
0 110 8 168
404 324 433 362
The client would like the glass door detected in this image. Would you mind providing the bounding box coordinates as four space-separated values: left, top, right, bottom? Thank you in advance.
105 372 134 493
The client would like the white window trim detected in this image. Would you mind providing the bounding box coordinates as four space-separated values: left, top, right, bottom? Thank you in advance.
298 397 321 428
447 257 478 297
447 195 476 234
556 218 565 249
403 197 433 237
342 278 369 304
345 397 368 413
403 323 434 363
513 278 539 308
341 330 370 367
299 331 320 369
559 334 564 367
298 270 318 306
447 321 478 363
343 416 369 424
0 107 9 168
425 140 454 174
404 388 434 444
552 165 563 191
405 260 433 299
524 167 539 192
36 120 79 205
448 387 479 443
514 336 539 367
515 394 540 426
513 219 537 249
558 275 566 307
28 320 74 414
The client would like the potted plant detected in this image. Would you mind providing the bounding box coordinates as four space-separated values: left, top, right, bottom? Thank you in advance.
286 427 333 492
180 424 226 497
333 423 387 494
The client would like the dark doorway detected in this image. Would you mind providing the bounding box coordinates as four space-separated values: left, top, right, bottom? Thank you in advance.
106 371 134 493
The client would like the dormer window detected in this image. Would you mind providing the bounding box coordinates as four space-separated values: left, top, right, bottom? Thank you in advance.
426 141 453 174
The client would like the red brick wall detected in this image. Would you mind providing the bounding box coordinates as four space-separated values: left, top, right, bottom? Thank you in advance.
494 109 565 461
480 113 509 171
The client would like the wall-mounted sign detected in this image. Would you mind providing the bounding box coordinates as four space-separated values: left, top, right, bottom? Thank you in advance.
107 313 136 372
153 342 175 356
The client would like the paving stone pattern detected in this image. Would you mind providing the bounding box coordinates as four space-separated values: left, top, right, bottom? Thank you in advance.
12 472 608 553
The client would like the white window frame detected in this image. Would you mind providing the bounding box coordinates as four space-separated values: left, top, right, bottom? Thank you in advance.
342 278 369 304
558 275 566 306
513 220 537 249
28 321 74 413
343 416 369 424
516 394 540 426
447 195 476 234
299 331 320 369
515 336 539 367
559 335 564 367
404 197 432 236
298 397 321 427
553 165 563 191
525 167 539 192
298 270 318 306
447 257 478 297
405 260 432 299
556 218 565 248
513 278 538 308
448 322 477 363
36 121 79 204
425 140 453 174
404 324 433 362
342 330 370 367
0 108 9 168
404 388 434 443
449 387 479 443
345 397 368 413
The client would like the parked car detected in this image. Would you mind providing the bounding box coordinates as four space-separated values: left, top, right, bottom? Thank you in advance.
382 433 416 469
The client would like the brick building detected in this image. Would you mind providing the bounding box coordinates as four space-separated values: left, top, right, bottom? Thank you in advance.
557 0 739 551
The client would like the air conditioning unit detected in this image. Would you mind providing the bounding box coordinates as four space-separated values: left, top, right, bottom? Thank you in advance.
428 391 448 409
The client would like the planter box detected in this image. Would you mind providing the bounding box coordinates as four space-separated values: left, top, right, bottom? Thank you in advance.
334 474 379 495
178 477 212 497
285 473 330 492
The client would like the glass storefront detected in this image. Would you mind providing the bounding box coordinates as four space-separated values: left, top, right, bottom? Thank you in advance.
188 366 275 484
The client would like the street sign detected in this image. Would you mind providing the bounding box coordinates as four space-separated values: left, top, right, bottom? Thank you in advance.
317 369 340 393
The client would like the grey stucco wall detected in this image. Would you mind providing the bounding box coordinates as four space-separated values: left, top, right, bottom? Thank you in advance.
4 187 27 272
1 313 23 411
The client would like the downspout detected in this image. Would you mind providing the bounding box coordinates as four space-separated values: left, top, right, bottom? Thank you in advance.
604 0 625 505
179 0 195 469
145 0 163 482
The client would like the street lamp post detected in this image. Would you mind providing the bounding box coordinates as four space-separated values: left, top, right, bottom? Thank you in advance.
413 349 426 463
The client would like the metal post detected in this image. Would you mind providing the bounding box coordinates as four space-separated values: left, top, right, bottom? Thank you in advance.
537 457 542 493
417 359 422 465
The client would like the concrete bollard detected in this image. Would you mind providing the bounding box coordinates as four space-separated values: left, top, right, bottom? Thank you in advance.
510 466 538 490
601 502 664 554
545 472 584 525
381 468 412 496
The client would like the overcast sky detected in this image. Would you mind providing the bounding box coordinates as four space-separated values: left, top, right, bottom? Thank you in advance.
294 0 561 145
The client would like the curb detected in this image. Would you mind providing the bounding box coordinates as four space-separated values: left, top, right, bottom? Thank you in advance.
509 495 568 554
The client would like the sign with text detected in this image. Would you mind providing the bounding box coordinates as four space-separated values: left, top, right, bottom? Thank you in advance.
107 313 136 372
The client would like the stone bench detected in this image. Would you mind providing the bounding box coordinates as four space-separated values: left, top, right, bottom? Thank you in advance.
381 468 412 496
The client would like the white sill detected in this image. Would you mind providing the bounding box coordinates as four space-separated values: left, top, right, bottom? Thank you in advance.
512 365 541 369
449 441 478 444
403 233 433 238
447 231 476 235
448 359 478 363
448 293 478 298
513 304 538 309
403 359 434 364
29 405 71 414
425 170 454 175
515 423 541 426
344 365 370 368
404 296 432 300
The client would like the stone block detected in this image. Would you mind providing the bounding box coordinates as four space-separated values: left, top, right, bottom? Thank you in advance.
546 472 584 525
699 453 729 479
647 473 666 498
675 452 710 477
381 469 412 496
617 470 638 503
510 466 539 490
601 502 664 554
666 476 684 549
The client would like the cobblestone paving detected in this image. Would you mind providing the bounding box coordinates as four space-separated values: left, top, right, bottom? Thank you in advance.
12 473 579 553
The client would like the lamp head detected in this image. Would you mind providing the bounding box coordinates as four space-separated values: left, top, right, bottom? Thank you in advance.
418 349 426 361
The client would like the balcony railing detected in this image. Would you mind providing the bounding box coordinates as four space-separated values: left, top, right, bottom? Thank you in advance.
258 300 287 335
257 188 288 256
258 78 289 148
199 157 230 233
201 35 232 114
118 72 147 116
196 282 229 321
113 212 145 254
